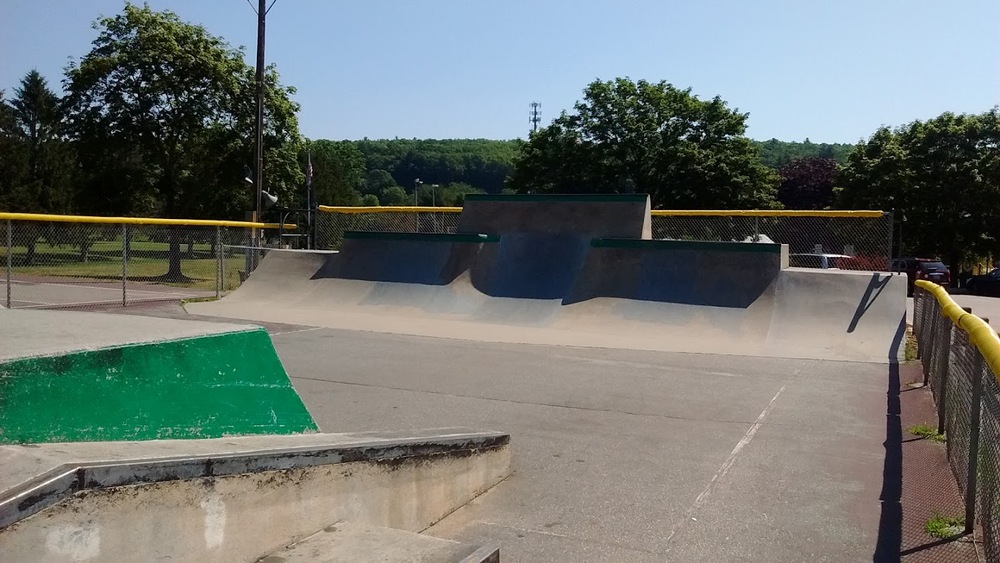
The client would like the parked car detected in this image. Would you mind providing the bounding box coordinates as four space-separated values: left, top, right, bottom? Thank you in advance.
788 253 854 269
966 269 1000 297
891 257 951 296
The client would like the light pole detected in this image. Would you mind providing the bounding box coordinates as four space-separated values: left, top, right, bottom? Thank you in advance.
249 0 276 267
430 184 440 231
413 178 422 232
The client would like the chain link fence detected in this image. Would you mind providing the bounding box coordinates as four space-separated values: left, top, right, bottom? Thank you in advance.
1 215 275 310
316 207 894 270
315 207 462 250
914 283 1000 556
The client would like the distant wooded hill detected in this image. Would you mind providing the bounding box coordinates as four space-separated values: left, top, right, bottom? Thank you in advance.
751 139 854 169
322 137 852 198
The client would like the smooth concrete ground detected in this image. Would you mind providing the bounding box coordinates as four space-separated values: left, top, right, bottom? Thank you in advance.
269 324 892 562
0 308 258 361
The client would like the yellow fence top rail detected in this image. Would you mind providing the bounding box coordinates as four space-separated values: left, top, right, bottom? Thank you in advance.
317 205 885 218
0 212 293 229
916 280 1000 377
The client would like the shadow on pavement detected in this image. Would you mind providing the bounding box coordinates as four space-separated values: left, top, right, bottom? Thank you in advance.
874 359 903 563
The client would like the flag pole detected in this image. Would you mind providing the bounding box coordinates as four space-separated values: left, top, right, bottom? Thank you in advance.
306 151 314 249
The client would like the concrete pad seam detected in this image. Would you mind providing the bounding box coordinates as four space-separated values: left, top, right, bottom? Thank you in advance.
469 520 670 557
663 382 789 548
419 473 515 536
291 375 791 427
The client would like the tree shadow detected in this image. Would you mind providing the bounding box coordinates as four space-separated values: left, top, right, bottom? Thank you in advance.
848 272 894 334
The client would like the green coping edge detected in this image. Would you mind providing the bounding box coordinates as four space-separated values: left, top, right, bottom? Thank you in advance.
0 328 318 444
463 193 649 203
591 238 783 253
344 231 499 243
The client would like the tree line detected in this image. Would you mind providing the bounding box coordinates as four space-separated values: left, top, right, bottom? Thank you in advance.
2 3 997 273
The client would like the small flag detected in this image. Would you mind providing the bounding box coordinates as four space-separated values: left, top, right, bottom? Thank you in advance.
306 152 313 187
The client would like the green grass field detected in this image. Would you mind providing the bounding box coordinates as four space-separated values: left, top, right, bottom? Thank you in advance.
2 240 247 291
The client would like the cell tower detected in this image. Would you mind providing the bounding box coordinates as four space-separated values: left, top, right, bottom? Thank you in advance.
529 102 541 134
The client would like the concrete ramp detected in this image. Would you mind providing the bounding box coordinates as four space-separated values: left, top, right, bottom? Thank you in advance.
768 268 907 362
0 309 318 444
189 193 905 362
473 233 592 299
319 231 497 285
459 193 652 239
189 247 906 362
568 239 788 307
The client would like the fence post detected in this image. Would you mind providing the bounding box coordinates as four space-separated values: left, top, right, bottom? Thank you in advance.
936 319 953 436
886 211 894 271
215 226 222 299
121 224 128 307
923 300 939 386
220 228 227 295
5 220 11 308
965 348 985 534
914 290 923 360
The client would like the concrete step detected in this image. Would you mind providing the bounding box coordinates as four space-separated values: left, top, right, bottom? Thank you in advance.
258 522 499 563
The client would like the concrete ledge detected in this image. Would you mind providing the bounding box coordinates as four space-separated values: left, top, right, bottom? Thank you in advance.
1 430 510 562
0 429 510 531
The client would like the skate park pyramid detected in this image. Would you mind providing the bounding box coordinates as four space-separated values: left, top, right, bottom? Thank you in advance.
189 194 907 363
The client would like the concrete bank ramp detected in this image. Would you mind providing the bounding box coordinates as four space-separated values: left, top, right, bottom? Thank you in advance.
458 193 652 239
0 430 509 562
0 309 318 444
189 240 906 362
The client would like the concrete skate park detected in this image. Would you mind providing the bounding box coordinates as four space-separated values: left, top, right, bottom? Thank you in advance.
1 195 908 561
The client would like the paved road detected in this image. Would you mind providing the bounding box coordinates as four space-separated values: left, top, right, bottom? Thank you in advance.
907 292 1000 326
270 326 892 562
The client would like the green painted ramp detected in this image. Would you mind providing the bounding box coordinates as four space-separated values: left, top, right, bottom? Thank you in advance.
0 328 318 444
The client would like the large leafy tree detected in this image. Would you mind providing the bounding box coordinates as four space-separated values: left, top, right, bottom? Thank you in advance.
63 3 302 278
0 70 74 214
777 157 838 210
507 78 779 209
838 110 1000 276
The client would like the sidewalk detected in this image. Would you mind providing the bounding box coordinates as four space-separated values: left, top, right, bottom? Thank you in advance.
895 361 981 562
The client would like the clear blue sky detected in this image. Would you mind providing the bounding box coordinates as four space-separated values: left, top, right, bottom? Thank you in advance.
3 0 998 143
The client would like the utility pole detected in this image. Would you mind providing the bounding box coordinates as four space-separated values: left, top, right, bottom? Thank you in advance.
529 102 541 134
253 0 267 238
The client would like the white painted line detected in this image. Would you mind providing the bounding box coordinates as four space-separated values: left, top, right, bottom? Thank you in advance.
550 354 743 377
15 296 188 309
665 384 787 544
